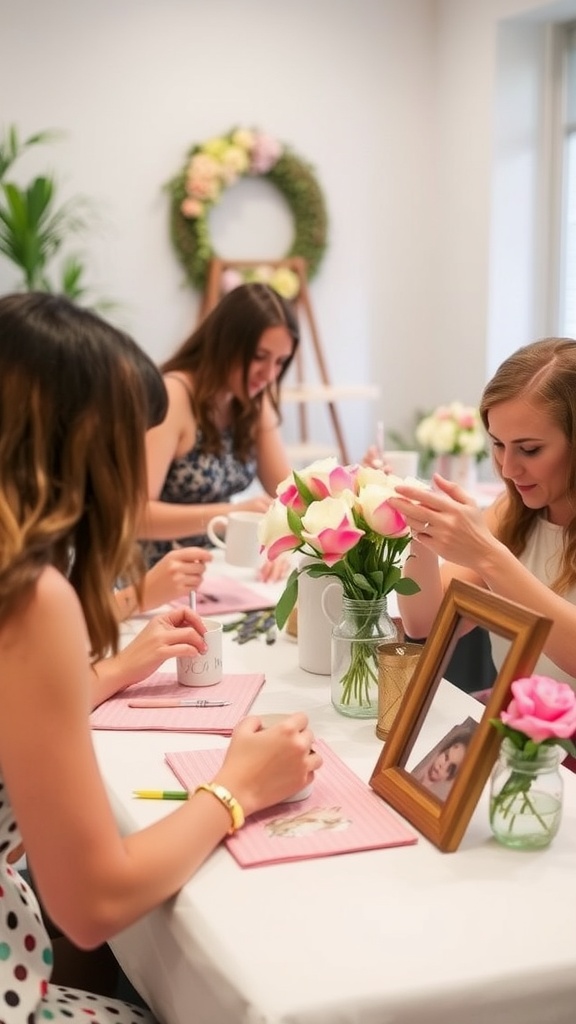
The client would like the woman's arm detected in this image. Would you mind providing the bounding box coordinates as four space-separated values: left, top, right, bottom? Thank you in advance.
0 568 321 949
391 477 576 678
114 546 213 619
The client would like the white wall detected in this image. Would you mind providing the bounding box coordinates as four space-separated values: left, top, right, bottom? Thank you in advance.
1 0 575 462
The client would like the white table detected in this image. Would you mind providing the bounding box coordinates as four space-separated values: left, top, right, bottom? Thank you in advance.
93 564 576 1024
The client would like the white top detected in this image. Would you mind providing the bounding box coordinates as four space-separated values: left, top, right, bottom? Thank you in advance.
490 516 576 688
91 558 576 1024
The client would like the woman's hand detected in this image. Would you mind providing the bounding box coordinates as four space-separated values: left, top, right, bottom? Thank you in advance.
92 608 208 704
256 552 292 583
232 494 274 515
361 445 391 471
215 712 322 816
389 474 495 569
142 546 213 610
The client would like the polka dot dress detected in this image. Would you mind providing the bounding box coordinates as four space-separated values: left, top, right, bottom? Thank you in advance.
0 778 157 1023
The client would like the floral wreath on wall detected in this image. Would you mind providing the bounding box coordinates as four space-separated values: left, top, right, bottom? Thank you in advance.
168 127 328 299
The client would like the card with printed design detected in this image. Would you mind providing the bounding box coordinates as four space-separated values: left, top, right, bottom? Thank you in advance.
165 739 418 866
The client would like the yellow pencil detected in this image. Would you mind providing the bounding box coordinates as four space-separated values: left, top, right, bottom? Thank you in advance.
133 789 188 800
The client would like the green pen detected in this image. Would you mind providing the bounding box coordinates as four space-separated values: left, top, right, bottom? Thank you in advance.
133 789 188 800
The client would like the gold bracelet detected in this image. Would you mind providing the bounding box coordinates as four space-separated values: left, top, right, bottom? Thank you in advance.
194 783 245 835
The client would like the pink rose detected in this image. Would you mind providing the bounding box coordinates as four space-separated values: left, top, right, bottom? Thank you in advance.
500 676 576 743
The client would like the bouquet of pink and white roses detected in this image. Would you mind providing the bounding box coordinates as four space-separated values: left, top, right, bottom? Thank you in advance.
258 458 421 629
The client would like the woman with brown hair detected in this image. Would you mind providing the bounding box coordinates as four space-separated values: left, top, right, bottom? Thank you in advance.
388 337 576 689
140 283 299 574
0 293 320 1022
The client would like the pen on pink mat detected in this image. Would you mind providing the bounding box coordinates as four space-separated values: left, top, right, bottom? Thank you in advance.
128 698 232 708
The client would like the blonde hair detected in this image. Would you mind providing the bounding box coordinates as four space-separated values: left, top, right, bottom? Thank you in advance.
0 293 165 659
479 337 576 593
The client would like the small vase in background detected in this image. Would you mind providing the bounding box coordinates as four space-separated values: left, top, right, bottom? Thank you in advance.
324 595 397 719
489 738 563 850
435 453 477 490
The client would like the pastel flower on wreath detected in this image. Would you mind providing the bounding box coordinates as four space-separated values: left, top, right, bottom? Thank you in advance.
185 153 222 201
219 143 250 184
200 136 230 160
180 196 204 219
231 128 256 151
249 132 283 174
300 496 364 567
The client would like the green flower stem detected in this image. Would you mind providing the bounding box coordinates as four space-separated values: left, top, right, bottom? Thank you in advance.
490 770 551 836
339 641 380 707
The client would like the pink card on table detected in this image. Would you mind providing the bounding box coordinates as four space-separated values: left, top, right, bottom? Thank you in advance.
177 575 274 615
165 739 418 866
135 575 275 618
90 670 265 734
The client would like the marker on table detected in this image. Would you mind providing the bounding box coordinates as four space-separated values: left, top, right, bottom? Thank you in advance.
133 790 189 801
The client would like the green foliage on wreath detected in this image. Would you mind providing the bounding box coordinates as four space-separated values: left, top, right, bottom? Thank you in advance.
168 128 328 291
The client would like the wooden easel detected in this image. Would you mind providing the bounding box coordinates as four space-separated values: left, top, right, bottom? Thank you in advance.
200 256 350 463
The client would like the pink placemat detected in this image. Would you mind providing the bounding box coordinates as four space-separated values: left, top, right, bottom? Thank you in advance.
165 740 418 866
90 671 265 734
135 575 275 618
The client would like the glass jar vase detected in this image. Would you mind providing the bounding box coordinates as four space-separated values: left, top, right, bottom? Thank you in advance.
324 595 397 719
489 738 563 850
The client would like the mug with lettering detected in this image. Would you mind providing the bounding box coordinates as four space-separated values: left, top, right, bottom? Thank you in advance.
176 620 223 687
206 510 264 568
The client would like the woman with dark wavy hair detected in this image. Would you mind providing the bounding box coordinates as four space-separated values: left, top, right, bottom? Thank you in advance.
140 282 299 573
0 293 320 1023
389 337 576 690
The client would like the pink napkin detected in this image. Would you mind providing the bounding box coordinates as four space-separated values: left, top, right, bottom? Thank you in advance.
165 739 418 866
90 670 265 734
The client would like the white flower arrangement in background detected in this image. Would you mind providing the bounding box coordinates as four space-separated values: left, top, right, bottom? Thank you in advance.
415 402 488 462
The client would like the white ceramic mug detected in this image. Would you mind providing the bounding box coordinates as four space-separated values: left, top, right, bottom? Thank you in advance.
258 713 313 802
176 620 223 686
206 510 263 568
384 450 420 478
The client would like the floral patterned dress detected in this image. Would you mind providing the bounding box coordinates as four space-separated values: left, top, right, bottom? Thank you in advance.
141 428 257 569
0 773 156 1024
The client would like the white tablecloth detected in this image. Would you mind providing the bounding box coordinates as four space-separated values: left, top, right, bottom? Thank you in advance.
92 563 576 1024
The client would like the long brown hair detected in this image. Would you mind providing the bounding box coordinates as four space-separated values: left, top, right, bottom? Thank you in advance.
162 283 299 460
479 337 576 593
0 293 166 659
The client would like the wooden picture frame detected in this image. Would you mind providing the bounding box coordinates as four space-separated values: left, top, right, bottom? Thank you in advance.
369 579 552 852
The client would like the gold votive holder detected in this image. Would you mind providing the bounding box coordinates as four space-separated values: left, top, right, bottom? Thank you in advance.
376 642 423 741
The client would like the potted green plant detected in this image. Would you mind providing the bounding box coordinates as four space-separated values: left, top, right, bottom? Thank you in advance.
0 124 102 304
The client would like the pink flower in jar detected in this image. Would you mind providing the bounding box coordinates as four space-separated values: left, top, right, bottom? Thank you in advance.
501 676 576 743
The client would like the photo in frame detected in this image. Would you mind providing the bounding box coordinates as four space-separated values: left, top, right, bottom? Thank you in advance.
369 579 552 852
